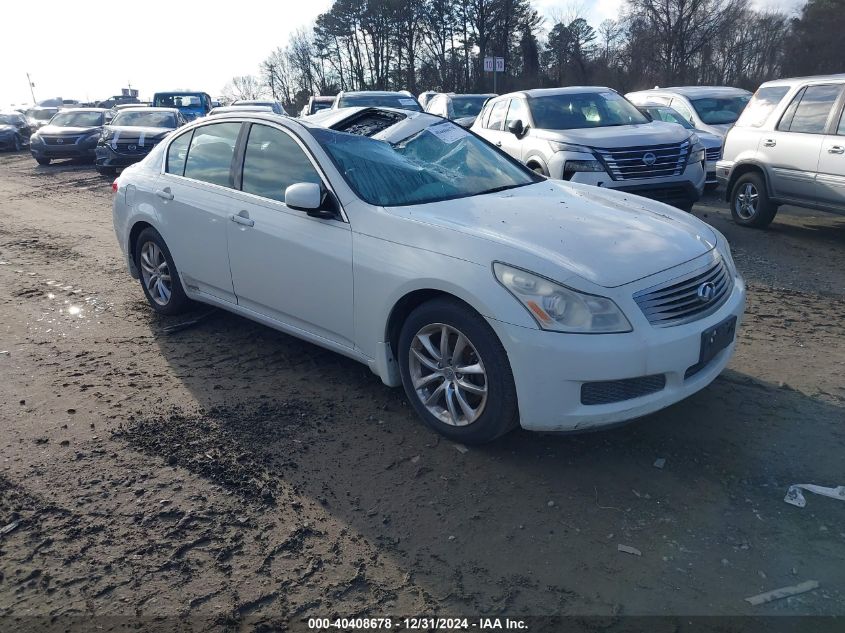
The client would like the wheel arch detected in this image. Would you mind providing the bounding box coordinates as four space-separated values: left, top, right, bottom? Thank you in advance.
127 220 155 278
725 162 770 202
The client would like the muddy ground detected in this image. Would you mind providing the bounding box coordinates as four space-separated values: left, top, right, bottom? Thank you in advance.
0 151 844 631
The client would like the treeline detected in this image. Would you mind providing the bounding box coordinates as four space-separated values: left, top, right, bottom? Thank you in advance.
222 0 845 111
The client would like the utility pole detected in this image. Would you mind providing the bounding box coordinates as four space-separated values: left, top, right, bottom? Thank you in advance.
26 73 36 104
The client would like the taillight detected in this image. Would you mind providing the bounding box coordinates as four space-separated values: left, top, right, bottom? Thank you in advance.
112 179 119 194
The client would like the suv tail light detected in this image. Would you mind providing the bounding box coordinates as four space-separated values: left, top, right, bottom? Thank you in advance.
112 179 119 194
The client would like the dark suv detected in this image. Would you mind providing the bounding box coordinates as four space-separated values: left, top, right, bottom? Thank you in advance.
29 108 108 165
96 107 185 174
0 112 32 151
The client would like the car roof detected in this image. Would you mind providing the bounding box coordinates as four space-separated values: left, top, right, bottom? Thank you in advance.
504 87 617 98
53 107 109 113
444 93 497 98
233 100 277 105
209 105 274 114
758 73 845 88
312 96 336 101
631 86 752 97
340 91 413 98
114 107 179 114
211 106 437 131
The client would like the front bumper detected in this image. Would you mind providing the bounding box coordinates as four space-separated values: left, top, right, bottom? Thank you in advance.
96 143 150 167
488 275 746 432
0 135 19 150
550 152 706 208
31 139 98 159
715 160 734 188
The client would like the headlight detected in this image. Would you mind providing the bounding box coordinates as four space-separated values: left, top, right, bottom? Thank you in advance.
689 133 700 145
689 143 705 164
494 263 632 333
550 141 592 154
563 159 605 179
719 241 739 278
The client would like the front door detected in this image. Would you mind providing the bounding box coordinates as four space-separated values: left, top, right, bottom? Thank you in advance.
225 123 354 348
816 108 845 209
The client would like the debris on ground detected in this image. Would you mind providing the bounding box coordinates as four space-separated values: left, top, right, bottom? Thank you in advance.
744 580 820 606
1 520 21 536
784 484 845 508
617 544 642 557
161 309 218 335
653 458 666 469
453 443 469 454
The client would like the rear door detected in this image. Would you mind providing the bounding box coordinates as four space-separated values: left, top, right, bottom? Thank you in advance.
156 121 242 303
475 99 511 154
763 84 842 202
816 93 845 209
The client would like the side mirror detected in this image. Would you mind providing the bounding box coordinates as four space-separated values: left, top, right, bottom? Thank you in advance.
507 119 525 137
285 182 336 219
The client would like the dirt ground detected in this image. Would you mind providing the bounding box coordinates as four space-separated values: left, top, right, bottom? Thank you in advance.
1 151 844 631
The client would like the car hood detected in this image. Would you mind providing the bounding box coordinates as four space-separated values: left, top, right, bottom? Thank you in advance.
530 122 692 149
454 116 477 128
104 125 173 139
699 122 733 137
0 125 15 133
38 125 100 135
389 181 717 288
695 129 723 148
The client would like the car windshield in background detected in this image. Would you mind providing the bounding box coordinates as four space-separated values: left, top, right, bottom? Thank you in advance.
50 112 103 127
690 96 751 124
111 111 177 128
155 94 202 108
313 102 332 112
451 96 490 118
648 107 694 129
339 95 422 111
529 92 648 129
31 110 57 121
0 114 22 125
312 118 537 207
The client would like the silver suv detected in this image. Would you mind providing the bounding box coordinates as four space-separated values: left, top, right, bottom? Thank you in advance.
716 74 845 228
472 88 706 210
626 86 752 137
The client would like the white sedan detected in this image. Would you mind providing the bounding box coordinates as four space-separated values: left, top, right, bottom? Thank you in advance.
112 107 745 443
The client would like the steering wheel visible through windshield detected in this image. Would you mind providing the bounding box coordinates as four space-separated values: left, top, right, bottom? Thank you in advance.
312 118 539 206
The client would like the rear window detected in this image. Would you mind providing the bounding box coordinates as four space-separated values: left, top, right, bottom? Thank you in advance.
155 94 204 108
735 86 791 128
338 94 422 112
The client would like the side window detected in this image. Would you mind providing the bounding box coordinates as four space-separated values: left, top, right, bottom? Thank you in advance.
183 122 241 187
166 129 193 176
782 84 843 134
241 124 321 203
838 110 845 136
506 99 528 126
671 99 694 122
486 100 508 130
777 88 804 132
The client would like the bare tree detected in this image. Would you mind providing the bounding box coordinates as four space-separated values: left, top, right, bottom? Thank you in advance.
221 75 265 102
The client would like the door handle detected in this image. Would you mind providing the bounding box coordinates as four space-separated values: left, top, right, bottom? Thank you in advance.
155 187 174 200
230 211 254 227
828 145 845 154
762 139 776 147
495 141 502 147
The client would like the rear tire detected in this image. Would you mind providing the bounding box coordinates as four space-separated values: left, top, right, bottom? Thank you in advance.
730 172 778 228
398 297 519 444
96 165 116 176
134 227 192 316
35 157 50 166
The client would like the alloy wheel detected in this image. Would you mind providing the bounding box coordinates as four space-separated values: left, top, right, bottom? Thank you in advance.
735 182 759 220
139 241 172 306
408 323 488 426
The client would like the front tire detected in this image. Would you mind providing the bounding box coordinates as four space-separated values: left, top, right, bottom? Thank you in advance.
730 172 778 228
13 135 21 151
134 227 192 315
96 165 116 175
35 157 50 165
398 297 519 444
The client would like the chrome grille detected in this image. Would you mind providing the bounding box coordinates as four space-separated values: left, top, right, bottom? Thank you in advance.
705 147 722 162
634 256 732 327
43 135 80 145
593 141 691 181
114 140 157 155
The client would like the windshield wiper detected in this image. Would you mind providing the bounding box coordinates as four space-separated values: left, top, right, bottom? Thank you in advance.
476 183 527 196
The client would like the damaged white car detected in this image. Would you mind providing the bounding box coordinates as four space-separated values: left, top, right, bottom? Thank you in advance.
112 107 745 443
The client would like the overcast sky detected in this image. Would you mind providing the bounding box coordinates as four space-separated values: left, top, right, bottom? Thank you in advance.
2 0 801 107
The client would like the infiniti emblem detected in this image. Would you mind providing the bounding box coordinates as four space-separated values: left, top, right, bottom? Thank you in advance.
696 282 717 304
642 152 656 166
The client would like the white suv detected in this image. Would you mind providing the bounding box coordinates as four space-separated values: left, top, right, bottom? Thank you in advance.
472 88 706 210
716 74 845 228
626 86 752 137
